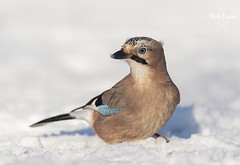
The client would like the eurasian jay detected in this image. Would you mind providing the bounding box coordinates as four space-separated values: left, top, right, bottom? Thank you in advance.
30 37 180 144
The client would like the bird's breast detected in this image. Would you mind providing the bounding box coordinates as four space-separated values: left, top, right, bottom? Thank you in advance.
125 82 178 130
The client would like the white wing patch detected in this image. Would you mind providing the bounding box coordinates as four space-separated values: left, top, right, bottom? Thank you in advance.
69 98 99 124
70 109 94 124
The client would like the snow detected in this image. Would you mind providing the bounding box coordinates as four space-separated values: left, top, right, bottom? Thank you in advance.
0 0 240 164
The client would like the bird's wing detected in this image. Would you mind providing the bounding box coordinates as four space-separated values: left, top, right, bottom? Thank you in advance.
71 75 130 117
101 75 130 110
101 86 127 109
70 91 125 117
70 92 105 112
71 78 128 115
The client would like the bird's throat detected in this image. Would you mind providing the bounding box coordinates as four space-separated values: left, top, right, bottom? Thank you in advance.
128 63 171 87
128 61 151 85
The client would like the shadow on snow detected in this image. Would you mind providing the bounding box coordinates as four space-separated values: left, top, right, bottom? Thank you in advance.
158 105 200 139
42 127 96 137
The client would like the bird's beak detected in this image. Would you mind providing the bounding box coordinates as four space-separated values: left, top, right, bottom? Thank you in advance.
111 50 130 59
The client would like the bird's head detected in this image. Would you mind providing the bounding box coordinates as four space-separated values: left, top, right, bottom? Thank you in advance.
111 37 169 82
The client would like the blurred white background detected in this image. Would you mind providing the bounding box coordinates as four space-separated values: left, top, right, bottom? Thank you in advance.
1 0 240 137
0 0 239 164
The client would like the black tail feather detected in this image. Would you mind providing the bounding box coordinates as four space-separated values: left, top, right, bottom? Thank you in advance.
30 114 75 127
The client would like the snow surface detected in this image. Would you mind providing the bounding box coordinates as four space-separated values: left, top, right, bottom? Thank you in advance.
0 0 240 164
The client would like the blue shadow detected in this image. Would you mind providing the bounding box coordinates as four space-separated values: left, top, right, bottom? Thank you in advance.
157 105 199 139
42 127 96 137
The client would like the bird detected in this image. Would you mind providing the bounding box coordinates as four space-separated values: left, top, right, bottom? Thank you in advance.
30 36 180 144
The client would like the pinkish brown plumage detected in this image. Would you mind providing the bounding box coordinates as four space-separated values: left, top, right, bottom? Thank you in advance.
30 37 180 144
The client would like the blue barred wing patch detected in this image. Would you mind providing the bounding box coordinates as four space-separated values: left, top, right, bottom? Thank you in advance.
98 104 122 116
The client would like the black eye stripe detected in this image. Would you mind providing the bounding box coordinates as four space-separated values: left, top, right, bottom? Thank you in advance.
130 55 148 65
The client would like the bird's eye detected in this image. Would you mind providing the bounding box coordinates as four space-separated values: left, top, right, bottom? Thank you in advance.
139 47 147 54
